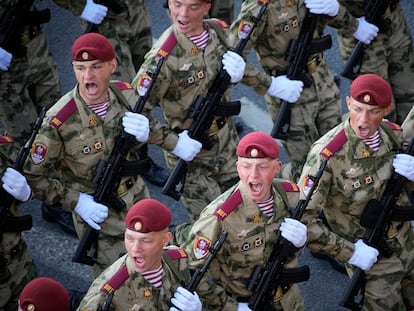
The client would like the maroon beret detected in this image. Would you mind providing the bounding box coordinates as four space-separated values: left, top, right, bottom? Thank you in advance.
350 74 392 108
237 131 280 159
125 199 172 233
19 277 70 311
71 33 115 62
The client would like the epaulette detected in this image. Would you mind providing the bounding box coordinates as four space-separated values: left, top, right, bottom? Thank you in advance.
157 31 177 58
206 18 229 29
49 98 77 129
320 129 347 160
258 0 270 5
100 264 129 295
279 181 300 192
165 248 188 260
384 120 402 131
112 81 133 90
214 189 243 221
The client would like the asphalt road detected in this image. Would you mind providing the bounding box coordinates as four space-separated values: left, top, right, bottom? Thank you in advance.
21 1 414 310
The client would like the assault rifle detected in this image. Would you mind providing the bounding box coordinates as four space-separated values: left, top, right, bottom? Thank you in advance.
341 0 392 80
96 289 114 311
186 231 228 292
0 107 47 240
0 0 50 52
270 11 332 140
72 56 165 266
162 1 269 201
340 137 414 311
248 158 328 310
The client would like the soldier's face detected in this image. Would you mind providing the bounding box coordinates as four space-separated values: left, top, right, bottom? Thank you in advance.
72 59 117 105
169 0 211 36
237 157 281 203
346 96 392 139
124 228 172 273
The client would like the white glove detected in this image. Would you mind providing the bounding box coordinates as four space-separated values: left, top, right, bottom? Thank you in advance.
237 302 253 311
280 218 307 248
75 192 108 230
122 111 150 142
304 0 339 16
1 168 31 202
222 51 246 83
170 287 202 311
348 239 379 271
172 130 202 162
267 75 304 103
0 47 12 71
80 0 108 24
353 16 379 44
393 153 414 182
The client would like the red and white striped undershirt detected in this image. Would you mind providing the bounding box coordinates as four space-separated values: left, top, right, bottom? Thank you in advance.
363 130 381 151
141 264 163 288
188 29 209 49
257 196 275 217
87 96 109 119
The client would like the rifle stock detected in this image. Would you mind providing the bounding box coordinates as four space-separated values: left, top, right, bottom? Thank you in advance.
72 57 165 265
340 137 414 310
161 2 269 201
248 158 328 310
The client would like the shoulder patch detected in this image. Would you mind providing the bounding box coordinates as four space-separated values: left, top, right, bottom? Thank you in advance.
214 189 243 221
279 181 299 192
384 120 402 131
320 129 347 160
112 81 133 90
31 142 48 165
157 31 177 58
193 236 212 260
206 18 229 29
165 248 188 260
50 98 77 129
100 264 129 295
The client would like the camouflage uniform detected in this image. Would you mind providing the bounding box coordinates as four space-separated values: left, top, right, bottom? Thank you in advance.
229 0 361 182
210 0 234 25
77 248 232 311
53 0 152 81
182 180 305 311
402 106 414 144
0 1 61 155
0 141 37 311
132 21 269 221
299 119 414 310
23 82 150 277
337 0 414 124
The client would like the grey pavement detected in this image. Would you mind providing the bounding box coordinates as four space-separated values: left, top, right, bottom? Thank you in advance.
20 1 414 310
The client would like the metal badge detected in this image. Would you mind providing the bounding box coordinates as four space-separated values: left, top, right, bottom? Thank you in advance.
242 242 250 251
364 176 373 184
82 146 91 154
143 288 152 297
352 180 361 189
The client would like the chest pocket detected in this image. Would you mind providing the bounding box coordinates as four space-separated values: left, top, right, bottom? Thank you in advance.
66 128 105 159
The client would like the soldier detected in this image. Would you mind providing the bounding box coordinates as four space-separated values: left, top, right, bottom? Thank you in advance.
180 131 308 311
0 1 61 155
229 0 379 182
402 106 414 145
77 198 233 311
18 277 70 311
23 33 151 277
337 0 414 125
299 74 414 310
0 136 37 311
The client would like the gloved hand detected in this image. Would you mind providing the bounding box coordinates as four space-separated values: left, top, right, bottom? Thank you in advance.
393 153 414 182
222 51 246 83
280 218 307 248
353 16 379 44
80 0 108 24
74 192 108 230
267 75 304 103
348 239 379 271
1 168 31 201
237 302 253 311
0 47 12 71
172 130 202 162
304 0 339 16
122 111 150 142
170 287 202 311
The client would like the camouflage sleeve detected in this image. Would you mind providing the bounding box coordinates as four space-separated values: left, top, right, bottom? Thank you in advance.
299 143 355 263
402 106 414 145
323 3 359 36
